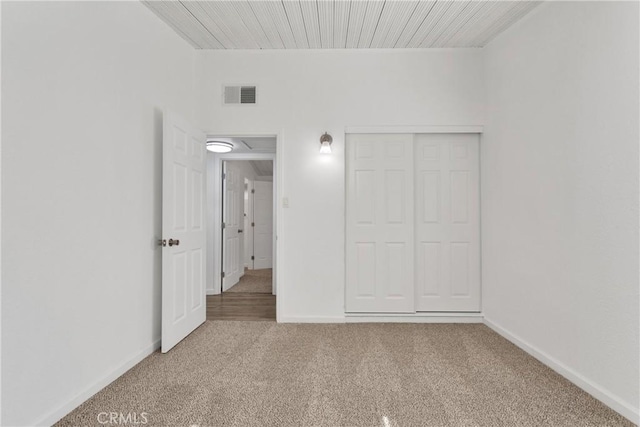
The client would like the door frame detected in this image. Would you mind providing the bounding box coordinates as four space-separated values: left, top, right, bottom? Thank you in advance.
206 132 282 319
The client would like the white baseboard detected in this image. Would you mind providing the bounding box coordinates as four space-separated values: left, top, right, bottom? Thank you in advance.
206 289 219 295
279 314 484 324
279 316 346 323
33 339 161 427
484 318 639 425
346 313 483 323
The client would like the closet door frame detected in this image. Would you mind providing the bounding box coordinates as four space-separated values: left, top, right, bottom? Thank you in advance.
344 126 483 315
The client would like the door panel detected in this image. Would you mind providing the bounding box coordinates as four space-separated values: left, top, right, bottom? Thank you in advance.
244 179 254 269
222 162 242 291
415 133 480 312
346 134 415 313
162 111 206 353
253 180 273 270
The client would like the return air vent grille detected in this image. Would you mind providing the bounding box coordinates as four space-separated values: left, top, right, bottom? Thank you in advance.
224 86 256 104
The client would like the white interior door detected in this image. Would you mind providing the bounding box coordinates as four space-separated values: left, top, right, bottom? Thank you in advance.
346 134 415 313
162 111 206 353
253 180 273 270
415 134 480 311
244 179 254 269
222 161 242 291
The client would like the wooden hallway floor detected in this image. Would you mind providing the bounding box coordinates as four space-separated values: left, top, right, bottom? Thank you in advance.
206 293 276 321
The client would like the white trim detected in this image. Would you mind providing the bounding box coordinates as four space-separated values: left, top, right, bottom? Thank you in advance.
484 317 639 425
214 47 481 55
279 316 346 323
33 339 161 427
274 131 283 321
346 313 483 323
344 125 483 134
280 313 484 323
0 4 3 424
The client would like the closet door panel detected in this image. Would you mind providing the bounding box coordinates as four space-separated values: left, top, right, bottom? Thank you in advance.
346 134 415 313
415 134 481 312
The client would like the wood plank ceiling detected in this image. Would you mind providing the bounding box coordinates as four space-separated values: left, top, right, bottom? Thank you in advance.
143 1 541 49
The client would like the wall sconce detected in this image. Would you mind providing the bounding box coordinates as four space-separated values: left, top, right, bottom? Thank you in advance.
319 132 333 154
206 139 234 153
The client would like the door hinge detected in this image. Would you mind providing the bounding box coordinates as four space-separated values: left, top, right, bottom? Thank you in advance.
222 172 226 180
251 189 255 194
222 222 226 229
221 272 226 278
251 222 255 227
251 255 254 260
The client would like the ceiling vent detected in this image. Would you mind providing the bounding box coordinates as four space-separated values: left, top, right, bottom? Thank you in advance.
224 86 256 105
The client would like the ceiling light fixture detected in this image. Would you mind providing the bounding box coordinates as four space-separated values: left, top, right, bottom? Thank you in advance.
319 132 333 154
206 140 234 153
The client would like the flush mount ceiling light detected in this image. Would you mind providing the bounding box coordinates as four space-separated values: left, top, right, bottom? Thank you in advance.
206 140 234 153
319 132 333 154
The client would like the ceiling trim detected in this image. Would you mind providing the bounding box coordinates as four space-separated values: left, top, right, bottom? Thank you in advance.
345 125 484 134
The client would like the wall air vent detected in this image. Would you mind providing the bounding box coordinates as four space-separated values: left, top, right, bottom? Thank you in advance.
224 86 257 105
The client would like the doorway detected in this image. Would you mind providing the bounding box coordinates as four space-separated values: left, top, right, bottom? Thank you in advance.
222 160 274 294
205 136 278 321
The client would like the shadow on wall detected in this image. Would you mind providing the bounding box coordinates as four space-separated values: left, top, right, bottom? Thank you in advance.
152 107 163 339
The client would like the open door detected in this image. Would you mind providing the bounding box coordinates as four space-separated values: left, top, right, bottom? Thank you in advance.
161 111 206 353
244 178 254 270
253 180 273 270
222 161 242 291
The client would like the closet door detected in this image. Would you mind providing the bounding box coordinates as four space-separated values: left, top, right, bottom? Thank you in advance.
346 134 415 313
415 134 480 312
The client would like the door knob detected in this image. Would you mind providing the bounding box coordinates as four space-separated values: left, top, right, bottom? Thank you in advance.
168 238 180 247
238 229 243 233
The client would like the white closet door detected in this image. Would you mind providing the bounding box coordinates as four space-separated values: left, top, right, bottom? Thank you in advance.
346 134 415 313
415 134 480 312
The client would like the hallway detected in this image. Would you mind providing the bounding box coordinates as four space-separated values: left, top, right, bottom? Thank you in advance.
207 269 275 321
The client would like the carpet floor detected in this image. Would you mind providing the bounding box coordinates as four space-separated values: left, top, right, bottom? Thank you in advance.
56 322 633 427
225 269 272 293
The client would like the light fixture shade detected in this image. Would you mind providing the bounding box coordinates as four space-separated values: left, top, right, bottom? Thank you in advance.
206 140 233 153
319 141 332 154
319 132 333 154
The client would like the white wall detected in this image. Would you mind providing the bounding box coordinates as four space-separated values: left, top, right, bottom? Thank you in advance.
482 1 639 422
1 2 196 425
195 49 485 321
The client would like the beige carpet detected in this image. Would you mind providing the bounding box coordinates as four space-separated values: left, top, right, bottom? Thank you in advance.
56 322 633 427
226 268 272 293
